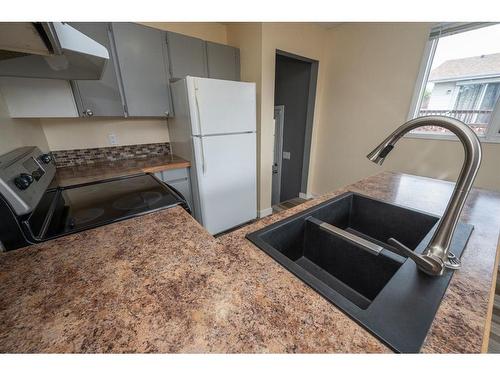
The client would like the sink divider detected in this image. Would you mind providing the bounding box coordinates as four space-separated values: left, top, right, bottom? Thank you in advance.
305 216 384 256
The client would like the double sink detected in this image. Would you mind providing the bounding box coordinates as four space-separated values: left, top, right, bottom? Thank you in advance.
246 192 473 352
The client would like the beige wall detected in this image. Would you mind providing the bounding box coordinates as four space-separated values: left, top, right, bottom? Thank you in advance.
0 90 48 154
226 23 264 211
227 23 327 213
310 23 500 195
41 118 169 151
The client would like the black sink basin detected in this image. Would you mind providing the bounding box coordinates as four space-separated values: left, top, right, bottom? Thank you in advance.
287 217 405 310
246 192 474 352
317 193 439 254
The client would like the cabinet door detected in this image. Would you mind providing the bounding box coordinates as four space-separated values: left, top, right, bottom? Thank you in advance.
69 23 125 117
0 77 78 118
206 42 240 81
111 23 172 117
166 32 207 79
161 168 189 182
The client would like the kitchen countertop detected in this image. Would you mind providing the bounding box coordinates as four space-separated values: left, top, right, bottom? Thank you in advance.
1 171 499 353
54 154 190 187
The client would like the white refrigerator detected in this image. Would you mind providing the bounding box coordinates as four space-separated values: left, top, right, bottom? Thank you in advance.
169 76 257 234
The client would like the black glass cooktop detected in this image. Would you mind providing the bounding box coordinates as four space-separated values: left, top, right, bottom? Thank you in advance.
27 174 186 240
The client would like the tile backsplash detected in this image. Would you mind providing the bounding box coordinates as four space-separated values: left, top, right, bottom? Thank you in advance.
52 142 171 168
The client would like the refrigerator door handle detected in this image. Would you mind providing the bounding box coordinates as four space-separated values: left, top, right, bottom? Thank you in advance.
194 84 207 174
196 135 207 174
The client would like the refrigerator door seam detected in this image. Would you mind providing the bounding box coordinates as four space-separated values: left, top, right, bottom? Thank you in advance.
192 131 256 138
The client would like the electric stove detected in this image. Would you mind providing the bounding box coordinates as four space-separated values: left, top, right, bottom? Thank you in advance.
0 147 189 251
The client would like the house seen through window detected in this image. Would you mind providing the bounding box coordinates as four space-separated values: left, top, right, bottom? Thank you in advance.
411 23 500 139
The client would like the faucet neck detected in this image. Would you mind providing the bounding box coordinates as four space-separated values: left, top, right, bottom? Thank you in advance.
367 116 482 275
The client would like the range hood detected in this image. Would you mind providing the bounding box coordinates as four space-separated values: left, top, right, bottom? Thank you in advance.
0 22 109 80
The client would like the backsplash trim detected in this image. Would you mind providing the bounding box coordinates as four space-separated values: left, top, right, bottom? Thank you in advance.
51 142 171 168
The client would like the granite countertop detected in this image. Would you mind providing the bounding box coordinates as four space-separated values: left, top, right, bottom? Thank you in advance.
0 172 499 353
54 154 190 187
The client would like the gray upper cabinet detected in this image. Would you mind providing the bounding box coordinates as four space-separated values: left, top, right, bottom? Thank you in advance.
111 23 172 117
206 42 240 81
69 23 125 117
1 24 242 119
166 32 208 79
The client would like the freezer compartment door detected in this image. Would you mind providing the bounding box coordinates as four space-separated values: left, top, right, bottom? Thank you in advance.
188 77 256 136
193 132 257 234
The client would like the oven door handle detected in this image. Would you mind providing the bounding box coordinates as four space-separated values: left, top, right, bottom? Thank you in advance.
37 189 62 240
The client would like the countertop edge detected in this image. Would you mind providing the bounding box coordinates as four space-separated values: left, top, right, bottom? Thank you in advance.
141 161 191 174
482 233 500 352
54 155 191 187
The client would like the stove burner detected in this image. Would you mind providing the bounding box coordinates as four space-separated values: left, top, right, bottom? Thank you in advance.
112 191 163 211
69 208 105 228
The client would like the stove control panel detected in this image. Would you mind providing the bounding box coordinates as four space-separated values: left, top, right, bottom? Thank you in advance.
0 147 56 216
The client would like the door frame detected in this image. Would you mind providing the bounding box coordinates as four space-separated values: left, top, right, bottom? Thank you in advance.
275 49 318 197
272 105 285 205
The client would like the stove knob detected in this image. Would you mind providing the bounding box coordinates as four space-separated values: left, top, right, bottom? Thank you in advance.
24 173 34 184
40 153 52 164
14 173 33 190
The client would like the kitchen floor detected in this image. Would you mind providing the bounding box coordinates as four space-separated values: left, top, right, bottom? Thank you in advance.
272 197 309 213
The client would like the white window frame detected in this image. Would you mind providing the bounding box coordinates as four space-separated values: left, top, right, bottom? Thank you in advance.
406 23 500 144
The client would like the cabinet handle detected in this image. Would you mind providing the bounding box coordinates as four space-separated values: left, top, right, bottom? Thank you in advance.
84 109 94 117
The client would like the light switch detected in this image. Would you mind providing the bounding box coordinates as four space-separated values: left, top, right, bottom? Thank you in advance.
108 133 119 146
283 151 291 160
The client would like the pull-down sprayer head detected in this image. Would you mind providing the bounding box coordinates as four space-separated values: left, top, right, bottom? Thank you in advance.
366 144 394 165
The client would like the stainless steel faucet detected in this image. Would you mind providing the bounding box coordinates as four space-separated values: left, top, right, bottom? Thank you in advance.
367 116 482 276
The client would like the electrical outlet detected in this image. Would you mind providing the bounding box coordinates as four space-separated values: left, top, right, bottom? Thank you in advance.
108 133 119 146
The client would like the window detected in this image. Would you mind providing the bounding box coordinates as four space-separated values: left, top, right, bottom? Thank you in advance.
408 23 500 142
